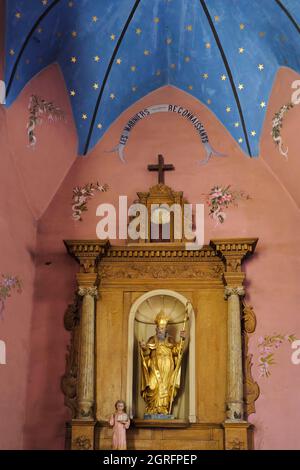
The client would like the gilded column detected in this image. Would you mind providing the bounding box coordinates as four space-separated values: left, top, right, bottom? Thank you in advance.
224 285 245 421
77 284 98 419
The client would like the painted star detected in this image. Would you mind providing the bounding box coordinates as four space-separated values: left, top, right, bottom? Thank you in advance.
42 0 48 5
97 123 102 129
94 55 100 62
251 130 256 136
260 101 266 108
239 47 245 54
186 25 192 31
166 37 172 45
9 49 15 55
240 23 245 30
238 138 243 143
131 65 136 72
188 85 193 90
92 16 98 22
71 56 77 63
156 70 161 76
82 114 88 120
110 34 116 40
68 1 73 6
154 17 160 23
70 90 76 96
136 28 142 35
93 83 99 90
207 99 212 104
71 31 77 38
202 73 209 79
116 58 122 64
15 12 22 19
110 93 115 99
221 74 227 81
185 56 190 62
37 27 43 33
132 86 137 92
205 43 211 49
259 31 266 38
144 50 150 56
226 106 231 112
214 16 220 22
170 63 176 69
258 64 264 71
234 122 240 127
238 83 244 90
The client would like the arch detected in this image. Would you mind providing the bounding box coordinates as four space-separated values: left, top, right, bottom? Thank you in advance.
126 289 196 423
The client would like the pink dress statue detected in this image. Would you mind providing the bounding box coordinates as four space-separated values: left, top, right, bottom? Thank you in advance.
109 400 130 450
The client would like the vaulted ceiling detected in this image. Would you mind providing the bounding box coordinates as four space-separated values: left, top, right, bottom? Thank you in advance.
4 0 300 157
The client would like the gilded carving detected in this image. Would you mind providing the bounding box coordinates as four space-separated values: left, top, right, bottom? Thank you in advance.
242 301 260 417
78 286 98 297
99 263 223 280
227 438 244 450
224 286 245 298
61 296 81 418
72 435 92 450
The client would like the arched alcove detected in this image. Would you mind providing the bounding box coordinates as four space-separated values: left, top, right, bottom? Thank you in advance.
126 289 196 423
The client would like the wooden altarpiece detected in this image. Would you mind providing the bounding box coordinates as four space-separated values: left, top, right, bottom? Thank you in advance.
62 182 259 450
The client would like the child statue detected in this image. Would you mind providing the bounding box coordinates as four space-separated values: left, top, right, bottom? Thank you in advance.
109 400 130 450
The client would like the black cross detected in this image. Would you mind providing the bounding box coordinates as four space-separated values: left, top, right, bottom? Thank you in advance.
147 154 175 184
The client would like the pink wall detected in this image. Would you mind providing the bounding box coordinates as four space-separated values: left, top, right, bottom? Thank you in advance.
1 9 300 447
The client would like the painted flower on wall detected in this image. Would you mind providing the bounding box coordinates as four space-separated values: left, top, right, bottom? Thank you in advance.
258 333 296 378
271 102 294 159
27 95 65 147
206 185 251 224
0 275 22 319
72 182 109 221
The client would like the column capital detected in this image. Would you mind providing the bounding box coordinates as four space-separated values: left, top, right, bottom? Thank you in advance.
78 286 98 298
64 240 110 273
225 286 245 299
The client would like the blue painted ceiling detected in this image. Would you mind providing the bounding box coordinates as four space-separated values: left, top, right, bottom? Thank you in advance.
4 0 300 156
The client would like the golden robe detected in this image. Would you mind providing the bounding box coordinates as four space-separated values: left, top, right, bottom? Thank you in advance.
140 335 181 414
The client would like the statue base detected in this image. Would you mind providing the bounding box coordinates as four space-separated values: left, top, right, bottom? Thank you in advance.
144 414 174 420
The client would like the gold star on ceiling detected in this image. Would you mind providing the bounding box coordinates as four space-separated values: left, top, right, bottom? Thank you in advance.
240 23 245 30
68 1 73 6
132 86 137 92
170 63 176 69
92 16 98 22
260 101 266 108
188 85 193 90
166 37 172 45
71 31 77 37
239 47 244 54
136 28 142 35
37 27 43 33
116 58 122 64
70 90 76 96
93 83 99 90
82 114 88 120
258 64 264 71
238 138 243 143
15 12 21 19
226 107 231 112
42 0 48 5
251 130 256 136
234 122 240 127
221 74 227 80
205 42 211 49
131 65 136 72
259 31 266 38
71 56 77 63
97 123 102 129
110 34 116 40
214 16 220 22
144 50 150 56
202 73 208 79
154 17 160 23
9 49 15 55
156 70 161 76
207 99 212 104
110 93 115 99
94 55 100 62
185 56 190 62
238 83 244 90
186 25 192 31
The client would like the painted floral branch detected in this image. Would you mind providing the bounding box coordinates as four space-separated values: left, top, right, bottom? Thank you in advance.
27 95 65 147
271 102 294 159
72 182 109 221
0 275 22 319
258 333 296 378
205 185 251 224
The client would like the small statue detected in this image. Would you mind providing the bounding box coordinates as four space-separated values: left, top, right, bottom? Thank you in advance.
109 400 130 450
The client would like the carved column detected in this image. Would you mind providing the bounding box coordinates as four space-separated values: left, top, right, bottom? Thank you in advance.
63 240 110 450
210 238 258 450
77 283 98 419
224 285 245 421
